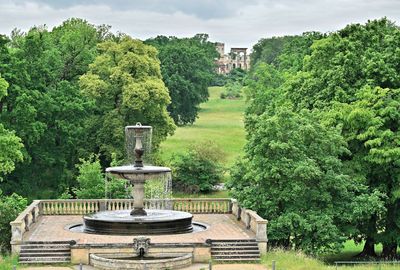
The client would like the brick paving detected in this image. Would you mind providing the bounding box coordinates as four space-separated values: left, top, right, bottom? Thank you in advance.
24 214 255 244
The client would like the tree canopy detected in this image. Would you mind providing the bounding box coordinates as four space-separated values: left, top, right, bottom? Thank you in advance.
0 76 23 179
79 36 175 161
231 18 400 256
145 34 218 125
0 19 174 199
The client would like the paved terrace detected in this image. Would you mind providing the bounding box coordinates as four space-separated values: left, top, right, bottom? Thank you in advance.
24 214 255 244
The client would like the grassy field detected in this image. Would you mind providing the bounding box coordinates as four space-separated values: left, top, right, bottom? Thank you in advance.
262 248 399 270
0 256 18 270
160 86 247 167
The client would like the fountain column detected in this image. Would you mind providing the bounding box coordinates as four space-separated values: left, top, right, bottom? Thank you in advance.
130 174 146 216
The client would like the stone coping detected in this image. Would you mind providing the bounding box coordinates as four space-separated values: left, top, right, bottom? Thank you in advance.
72 242 210 249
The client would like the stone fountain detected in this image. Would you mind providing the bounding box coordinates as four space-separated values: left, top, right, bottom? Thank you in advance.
83 124 193 235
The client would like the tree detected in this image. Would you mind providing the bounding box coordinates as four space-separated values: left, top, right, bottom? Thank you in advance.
173 141 225 193
326 86 400 257
282 18 400 257
229 108 383 254
0 76 23 179
0 20 101 199
145 35 218 125
0 76 26 253
232 19 398 255
80 36 175 163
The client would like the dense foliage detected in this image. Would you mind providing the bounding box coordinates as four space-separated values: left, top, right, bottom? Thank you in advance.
0 192 27 253
220 68 246 99
230 18 399 256
0 19 175 199
80 36 175 161
145 34 218 125
0 19 106 198
0 76 23 179
173 141 224 193
229 108 383 253
68 155 127 199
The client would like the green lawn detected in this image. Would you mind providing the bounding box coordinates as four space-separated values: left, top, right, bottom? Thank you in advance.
262 248 399 270
0 256 18 270
160 86 247 167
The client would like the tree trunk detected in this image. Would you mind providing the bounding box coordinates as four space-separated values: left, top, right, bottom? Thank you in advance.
382 243 397 259
357 237 376 257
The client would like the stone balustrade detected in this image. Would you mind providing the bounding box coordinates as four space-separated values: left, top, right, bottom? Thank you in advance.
39 198 229 215
173 198 231 214
231 199 268 253
41 199 174 215
10 200 41 253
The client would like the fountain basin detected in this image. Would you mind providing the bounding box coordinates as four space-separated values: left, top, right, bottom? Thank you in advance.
90 252 192 270
84 210 193 235
106 165 171 180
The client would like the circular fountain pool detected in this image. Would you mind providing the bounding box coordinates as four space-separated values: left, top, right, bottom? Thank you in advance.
82 209 193 235
69 221 207 234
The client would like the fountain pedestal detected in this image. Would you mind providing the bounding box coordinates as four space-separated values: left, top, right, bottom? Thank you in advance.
82 124 193 235
130 177 146 216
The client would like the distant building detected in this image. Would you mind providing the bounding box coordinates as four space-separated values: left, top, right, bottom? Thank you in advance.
215 42 250 74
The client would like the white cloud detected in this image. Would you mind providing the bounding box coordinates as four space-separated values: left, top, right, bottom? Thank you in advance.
0 0 399 51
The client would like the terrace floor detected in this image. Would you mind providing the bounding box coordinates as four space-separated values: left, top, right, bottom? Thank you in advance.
24 214 255 244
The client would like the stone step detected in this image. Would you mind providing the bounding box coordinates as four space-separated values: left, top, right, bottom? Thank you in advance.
211 243 258 248
21 248 71 253
19 256 71 263
211 243 259 247
211 250 260 255
213 255 260 259
213 258 261 262
211 246 258 251
23 241 75 246
211 239 257 243
19 241 72 264
20 244 70 250
20 252 71 258
210 239 261 263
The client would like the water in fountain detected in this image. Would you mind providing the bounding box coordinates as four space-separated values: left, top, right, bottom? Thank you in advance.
83 124 193 235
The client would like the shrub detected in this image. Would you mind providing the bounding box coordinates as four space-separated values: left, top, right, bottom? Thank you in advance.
220 81 242 99
0 191 27 253
70 154 128 199
172 141 225 193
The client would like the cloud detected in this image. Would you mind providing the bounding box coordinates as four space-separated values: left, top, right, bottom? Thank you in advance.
12 0 260 19
0 0 399 50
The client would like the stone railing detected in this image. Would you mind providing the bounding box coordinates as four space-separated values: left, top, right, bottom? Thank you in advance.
231 199 268 253
40 199 174 215
10 200 41 253
173 198 231 214
39 198 230 215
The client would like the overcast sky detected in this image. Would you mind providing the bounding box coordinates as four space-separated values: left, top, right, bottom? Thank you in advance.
0 0 399 51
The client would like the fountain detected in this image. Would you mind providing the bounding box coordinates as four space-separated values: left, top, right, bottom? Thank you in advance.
83 124 193 235
90 236 193 269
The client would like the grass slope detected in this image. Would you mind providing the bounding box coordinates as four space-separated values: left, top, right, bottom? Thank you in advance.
160 86 246 167
262 249 399 270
